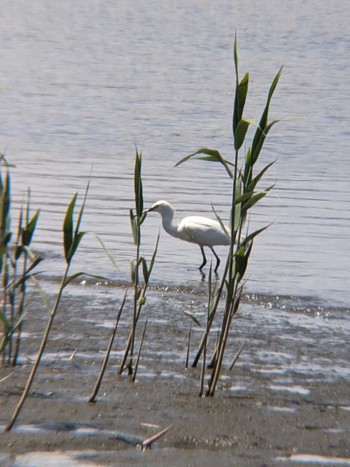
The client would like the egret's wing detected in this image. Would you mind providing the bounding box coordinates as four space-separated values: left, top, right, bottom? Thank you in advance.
179 217 229 246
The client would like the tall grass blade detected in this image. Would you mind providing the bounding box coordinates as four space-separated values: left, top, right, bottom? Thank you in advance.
246 160 276 192
240 224 272 248
211 204 230 237
119 150 158 378
251 66 283 164
88 290 127 403
132 317 148 382
242 185 275 213
75 179 90 236
5 185 89 431
183 311 203 329
178 38 282 396
251 120 280 165
93 234 120 272
22 210 40 246
148 233 160 277
130 209 138 246
228 341 246 370
185 322 192 369
176 148 233 178
234 118 250 151
134 150 143 219
63 194 77 263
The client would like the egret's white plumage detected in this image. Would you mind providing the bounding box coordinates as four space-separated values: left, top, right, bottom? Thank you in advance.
145 200 230 272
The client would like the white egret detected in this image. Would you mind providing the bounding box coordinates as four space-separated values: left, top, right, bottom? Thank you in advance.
144 200 230 272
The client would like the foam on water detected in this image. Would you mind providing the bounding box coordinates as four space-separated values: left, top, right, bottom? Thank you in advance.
275 454 350 465
13 451 97 467
268 385 311 396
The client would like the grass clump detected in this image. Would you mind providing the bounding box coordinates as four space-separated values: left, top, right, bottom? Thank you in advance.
119 150 159 379
0 156 41 366
88 150 158 402
5 183 90 431
177 35 283 396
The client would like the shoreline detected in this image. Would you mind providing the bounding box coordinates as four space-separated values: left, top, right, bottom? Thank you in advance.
1 288 349 465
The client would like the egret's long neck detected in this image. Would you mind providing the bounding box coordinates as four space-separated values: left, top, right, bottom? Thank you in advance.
161 209 179 238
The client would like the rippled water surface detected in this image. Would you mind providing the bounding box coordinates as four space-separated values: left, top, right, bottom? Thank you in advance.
0 0 350 309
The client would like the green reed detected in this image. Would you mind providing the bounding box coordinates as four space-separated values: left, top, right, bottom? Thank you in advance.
177 35 282 396
88 289 127 403
5 184 89 431
118 150 159 379
0 157 41 366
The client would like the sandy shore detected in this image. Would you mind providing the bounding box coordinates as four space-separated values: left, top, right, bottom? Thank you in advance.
1 287 349 466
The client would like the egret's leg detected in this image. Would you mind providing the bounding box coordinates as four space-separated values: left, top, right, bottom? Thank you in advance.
199 246 207 270
210 247 220 272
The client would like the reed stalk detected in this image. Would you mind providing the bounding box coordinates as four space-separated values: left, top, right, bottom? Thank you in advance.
88 290 127 403
0 158 41 366
176 34 283 395
118 150 159 377
5 186 89 431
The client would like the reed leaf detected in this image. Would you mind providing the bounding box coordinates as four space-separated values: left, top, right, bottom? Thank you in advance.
251 66 282 164
12 272 41 291
132 317 148 382
0 170 11 275
1 172 11 233
63 194 77 263
129 209 138 246
88 290 127 403
233 73 249 138
251 120 279 166
139 256 148 283
63 271 86 288
176 148 233 178
75 179 90 237
183 310 203 329
22 210 40 246
4 177 93 428
234 191 255 205
14 206 24 260
233 33 239 81
234 242 253 279
234 118 251 151
240 224 272 248
246 160 276 192
63 272 107 288
233 173 243 233
63 180 89 264
242 184 275 213
17 245 36 262
243 147 253 186
187 38 282 396
93 234 120 272
228 341 246 370
134 150 144 219
12 309 28 331
148 233 160 277
211 204 230 237
31 277 51 314
130 259 136 282
68 231 86 261
232 33 250 137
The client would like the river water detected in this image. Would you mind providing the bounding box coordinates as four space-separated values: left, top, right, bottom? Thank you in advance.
0 1 349 313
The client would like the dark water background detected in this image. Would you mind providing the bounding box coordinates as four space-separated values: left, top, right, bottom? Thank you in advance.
0 1 349 311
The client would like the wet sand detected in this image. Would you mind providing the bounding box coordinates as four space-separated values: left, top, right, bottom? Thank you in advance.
1 286 349 466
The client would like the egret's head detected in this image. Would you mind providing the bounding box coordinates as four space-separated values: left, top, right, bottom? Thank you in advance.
143 200 174 216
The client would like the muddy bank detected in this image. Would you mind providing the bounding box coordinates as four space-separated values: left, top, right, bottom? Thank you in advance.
1 285 349 465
